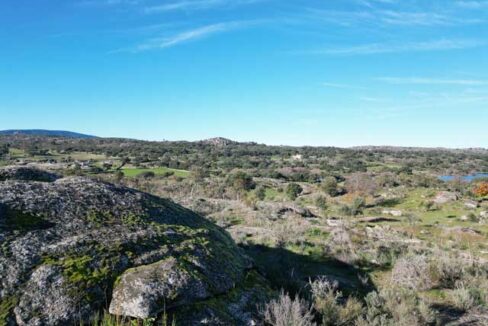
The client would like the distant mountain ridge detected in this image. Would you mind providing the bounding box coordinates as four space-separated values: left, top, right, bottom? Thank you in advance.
0 129 96 138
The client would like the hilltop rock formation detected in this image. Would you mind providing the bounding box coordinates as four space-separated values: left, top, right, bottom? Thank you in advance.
200 137 237 147
0 167 270 325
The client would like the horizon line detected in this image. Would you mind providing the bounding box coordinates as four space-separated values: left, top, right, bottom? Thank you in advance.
1 129 487 151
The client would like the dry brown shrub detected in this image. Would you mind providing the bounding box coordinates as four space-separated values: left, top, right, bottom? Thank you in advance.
263 292 315 326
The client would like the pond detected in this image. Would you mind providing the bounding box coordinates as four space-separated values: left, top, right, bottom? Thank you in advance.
439 173 488 182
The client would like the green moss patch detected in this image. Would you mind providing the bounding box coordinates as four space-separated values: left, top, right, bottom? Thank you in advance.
0 296 18 326
85 210 148 227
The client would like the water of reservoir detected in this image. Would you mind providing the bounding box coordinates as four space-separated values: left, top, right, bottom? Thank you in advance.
439 173 488 182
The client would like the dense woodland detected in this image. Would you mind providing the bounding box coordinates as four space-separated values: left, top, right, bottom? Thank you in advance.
1 135 487 176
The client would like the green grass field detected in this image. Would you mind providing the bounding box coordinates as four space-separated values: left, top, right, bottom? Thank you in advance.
8 148 108 162
122 167 190 178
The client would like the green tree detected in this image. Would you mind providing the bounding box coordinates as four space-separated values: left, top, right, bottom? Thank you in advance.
255 186 266 201
339 197 365 216
116 157 130 171
102 161 113 171
322 177 338 196
315 195 327 212
0 144 9 159
190 167 208 182
138 171 155 179
350 197 365 216
230 171 255 192
286 183 303 200
114 170 124 183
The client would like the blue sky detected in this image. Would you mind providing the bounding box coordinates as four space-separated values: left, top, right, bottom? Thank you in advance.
0 0 487 147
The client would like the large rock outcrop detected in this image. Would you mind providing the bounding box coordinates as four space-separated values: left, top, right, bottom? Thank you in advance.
0 168 270 325
0 166 60 182
433 191 458 204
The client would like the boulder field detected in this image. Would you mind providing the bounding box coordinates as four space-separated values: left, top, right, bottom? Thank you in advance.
0 168 271 325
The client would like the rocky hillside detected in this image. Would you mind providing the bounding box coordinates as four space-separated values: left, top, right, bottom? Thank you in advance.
0 167 271 325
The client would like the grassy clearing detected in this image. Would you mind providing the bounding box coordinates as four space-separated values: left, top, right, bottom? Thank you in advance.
366 162 402 172
64 152 108 161
7 148 107 162
122 167 190 178
8 148 25 158
264 187 282 201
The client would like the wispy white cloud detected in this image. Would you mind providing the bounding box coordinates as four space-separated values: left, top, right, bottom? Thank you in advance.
144 0 265 13
376 10 482 26
116 21 253 52
77 0 141 6
322 82 368 90
311 39 485 55
380 94 488 110
360 96 389 102
456 1 488 9
379 87 488 110
377 77 488 85
358 0 398 6
145 0 222 13
304 5 483 28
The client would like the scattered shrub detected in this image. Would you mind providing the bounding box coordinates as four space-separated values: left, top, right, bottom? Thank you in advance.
256 186 267 201
315 196 328 212
263 292 315 326
451 283 478 312
358 288 436 326
309 277 363 326
390 255 434 291
137 171 155 179
338 197 364 216
473 181 488 197
345 173 377 197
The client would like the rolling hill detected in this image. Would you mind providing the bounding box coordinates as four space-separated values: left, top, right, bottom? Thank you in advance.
0 129 96 138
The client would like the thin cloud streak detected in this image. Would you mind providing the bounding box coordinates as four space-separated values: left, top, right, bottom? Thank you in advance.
376 10 483 26
114 21 254 53
308 39 485 56
77 0 141 6
322 82 369 90
377 95 488 111
303 5 483 28
377 77 488 85
456 1 488 9
144 0 265 13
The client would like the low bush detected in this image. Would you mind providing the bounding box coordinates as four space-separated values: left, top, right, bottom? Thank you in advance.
263 291 315 326
357 288 436 326
309 277 363 326
390 255 435 291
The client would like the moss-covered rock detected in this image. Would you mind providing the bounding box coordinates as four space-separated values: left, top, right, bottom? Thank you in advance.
0 175 254 325
172 270 275 325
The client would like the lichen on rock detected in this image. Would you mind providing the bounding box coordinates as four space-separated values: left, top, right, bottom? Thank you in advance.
0 173 261 325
